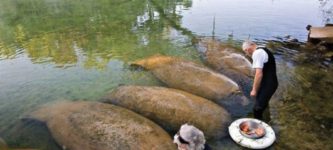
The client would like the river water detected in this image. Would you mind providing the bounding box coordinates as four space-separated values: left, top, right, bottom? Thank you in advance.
0 0 332 149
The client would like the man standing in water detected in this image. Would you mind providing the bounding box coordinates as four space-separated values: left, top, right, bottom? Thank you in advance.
242 41 278 120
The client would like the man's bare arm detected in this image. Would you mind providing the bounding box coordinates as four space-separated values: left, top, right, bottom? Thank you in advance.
251 68 263 97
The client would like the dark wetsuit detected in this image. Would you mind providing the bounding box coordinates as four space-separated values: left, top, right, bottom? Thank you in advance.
253 47 278 120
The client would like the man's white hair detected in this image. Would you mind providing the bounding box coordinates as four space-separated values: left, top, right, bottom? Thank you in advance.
173 124 206 150
242 40 256 50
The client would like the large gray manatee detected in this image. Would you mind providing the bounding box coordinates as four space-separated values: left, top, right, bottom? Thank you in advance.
131 55 249 108
197 38 254 96
197 38 253 77
101 85 231 139
23 101 175 150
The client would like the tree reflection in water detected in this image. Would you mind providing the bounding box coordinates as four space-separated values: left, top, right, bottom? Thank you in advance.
0 0 198 69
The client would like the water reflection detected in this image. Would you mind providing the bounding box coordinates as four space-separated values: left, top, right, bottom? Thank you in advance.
0 0 199 69
276 65 333 149
180 0 327 41
0 0 332 149
0 0 199 149
265 41 333 149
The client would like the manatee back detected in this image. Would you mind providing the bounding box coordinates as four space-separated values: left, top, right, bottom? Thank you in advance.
152 60 240 101
199 38 253 77
103 85 231 139
25 101 175 150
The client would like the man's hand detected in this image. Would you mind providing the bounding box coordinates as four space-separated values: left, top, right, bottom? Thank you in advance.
250 90 257 97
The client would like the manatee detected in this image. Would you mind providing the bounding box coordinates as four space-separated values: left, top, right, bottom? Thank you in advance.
132 55 246 102
102 85 231 139
23 101 175 150
196 38 254 97
197 38 253 77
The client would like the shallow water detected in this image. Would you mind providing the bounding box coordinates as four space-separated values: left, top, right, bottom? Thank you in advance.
0 0 332 149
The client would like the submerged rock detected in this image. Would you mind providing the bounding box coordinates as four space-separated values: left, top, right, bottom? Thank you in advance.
102 85 231 139
132 55 247 103
23 101 175 150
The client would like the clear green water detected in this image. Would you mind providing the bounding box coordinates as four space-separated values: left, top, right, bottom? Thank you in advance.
0 0 332 149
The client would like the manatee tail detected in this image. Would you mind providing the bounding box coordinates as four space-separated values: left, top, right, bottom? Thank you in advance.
129 54 165 69
130 59 149 70
99 87 123 106
22 100 73 122
130 55 175 70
